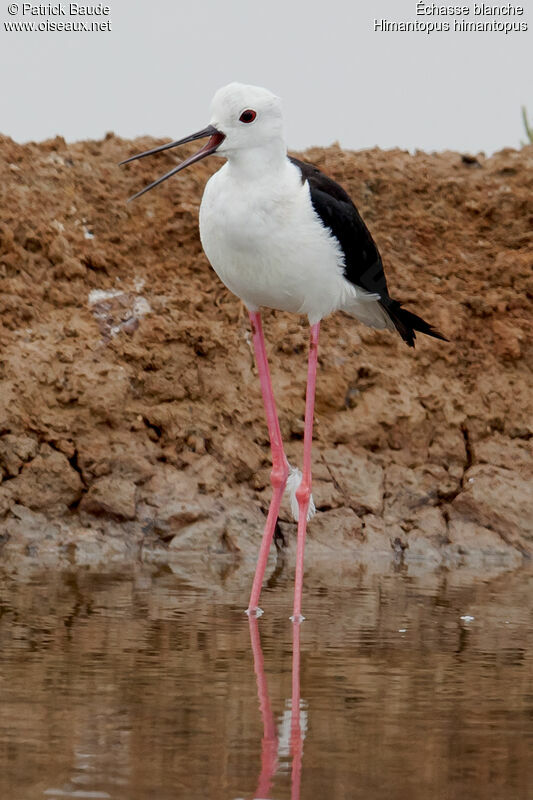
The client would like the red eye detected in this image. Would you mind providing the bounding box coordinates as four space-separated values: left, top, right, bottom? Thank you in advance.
239 109 257 123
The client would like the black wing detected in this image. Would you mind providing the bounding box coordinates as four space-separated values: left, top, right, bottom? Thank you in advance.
289 156 448 348
289 156 390 299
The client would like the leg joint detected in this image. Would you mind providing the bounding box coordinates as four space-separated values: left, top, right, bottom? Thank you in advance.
270 463 289 489
295 482 311 506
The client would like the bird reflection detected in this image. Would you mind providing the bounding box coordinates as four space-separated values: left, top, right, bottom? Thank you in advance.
290 622 303 800
247 617 304 800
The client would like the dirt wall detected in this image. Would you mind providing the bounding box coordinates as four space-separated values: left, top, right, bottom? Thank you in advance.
0 133 531 573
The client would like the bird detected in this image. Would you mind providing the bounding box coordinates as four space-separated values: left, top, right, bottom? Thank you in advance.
120 82 446 622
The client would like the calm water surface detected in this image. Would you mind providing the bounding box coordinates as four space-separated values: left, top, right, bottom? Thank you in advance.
0 564 531 800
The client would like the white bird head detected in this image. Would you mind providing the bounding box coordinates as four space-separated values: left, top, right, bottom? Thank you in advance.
121 82 286 201
209 82 285 156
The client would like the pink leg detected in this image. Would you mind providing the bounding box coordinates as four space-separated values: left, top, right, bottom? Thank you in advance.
290 621 303 800
292 322 320 623
247 310 289 616
248 615 278 798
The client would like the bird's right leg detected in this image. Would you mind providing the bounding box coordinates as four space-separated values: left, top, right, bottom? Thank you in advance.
246 310 289 616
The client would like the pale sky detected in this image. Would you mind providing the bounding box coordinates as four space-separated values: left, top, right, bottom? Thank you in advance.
1 0 531 154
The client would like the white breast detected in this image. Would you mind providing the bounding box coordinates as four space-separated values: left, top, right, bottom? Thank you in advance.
199 160 355 324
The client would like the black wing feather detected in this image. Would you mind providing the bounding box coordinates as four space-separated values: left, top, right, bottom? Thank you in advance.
289 156 390 299
289 156 448 347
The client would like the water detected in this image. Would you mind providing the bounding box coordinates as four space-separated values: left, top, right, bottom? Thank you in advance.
0 565 531 800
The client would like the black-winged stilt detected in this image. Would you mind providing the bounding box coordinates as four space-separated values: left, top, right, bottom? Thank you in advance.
121 83 446 622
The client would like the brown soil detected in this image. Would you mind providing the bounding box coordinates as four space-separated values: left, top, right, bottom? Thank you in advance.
0 133 531 575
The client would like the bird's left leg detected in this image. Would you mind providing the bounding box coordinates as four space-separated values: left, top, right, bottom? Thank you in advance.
247 310 289 616
292 322 320 623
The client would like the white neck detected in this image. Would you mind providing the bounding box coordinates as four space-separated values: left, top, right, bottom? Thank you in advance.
224 141 288 180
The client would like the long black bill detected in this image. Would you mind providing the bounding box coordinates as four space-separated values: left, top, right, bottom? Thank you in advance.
119 124 225 202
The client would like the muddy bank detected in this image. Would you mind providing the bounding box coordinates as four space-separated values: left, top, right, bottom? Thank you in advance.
0 133 531 575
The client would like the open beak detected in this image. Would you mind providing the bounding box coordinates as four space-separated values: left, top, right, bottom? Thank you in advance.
120 124 225 202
